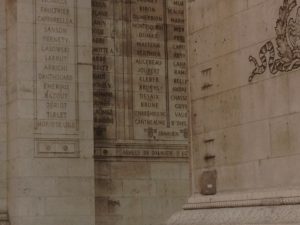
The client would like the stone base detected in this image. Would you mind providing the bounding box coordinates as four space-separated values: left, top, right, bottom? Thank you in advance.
0 221 9 225
0 212 9 225
167 188 300 225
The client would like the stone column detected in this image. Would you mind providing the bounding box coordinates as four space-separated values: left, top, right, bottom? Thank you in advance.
6 0 95 224
0 1 8 224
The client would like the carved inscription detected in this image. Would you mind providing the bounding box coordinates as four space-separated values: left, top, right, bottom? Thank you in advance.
131 0 167 140
93 0 188 160
96 147 188 159
165 0 187 139
34 0 78 134
34 0 79 157
130 0 188 141
92 0 117 140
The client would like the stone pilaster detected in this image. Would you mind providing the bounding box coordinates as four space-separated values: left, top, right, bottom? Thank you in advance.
6 0 95 224
0 0 8 223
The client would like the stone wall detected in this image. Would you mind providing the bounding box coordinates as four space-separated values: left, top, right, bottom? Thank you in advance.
0 1 190 224
165 1 300 224
92 1 190 225
95 161 189 225
0 0 7 215
189 0 300 196
6 0 95 224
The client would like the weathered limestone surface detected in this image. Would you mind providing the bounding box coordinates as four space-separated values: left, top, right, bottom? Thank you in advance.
189 0 300 198
95 161 189 225
92 1 190 225
0 1 8 224
6 0 95 224
1 0 190 224
92 0 188 159
168 0 300 224
169 204 300 225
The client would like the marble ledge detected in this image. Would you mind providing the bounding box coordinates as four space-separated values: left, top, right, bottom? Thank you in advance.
184 187 300 210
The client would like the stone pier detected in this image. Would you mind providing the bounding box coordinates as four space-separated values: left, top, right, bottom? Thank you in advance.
168 0 300 224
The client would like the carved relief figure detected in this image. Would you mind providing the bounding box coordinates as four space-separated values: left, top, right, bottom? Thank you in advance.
249 0 300 82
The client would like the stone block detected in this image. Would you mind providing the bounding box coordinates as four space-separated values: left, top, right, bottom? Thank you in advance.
288 113 300 154
216 161 260 192
156 180 190 197
150 163 183 179
45 197 94 216
109 197 142 217
289 72 300 113
95 179 123 197
95 215 123 225
110 162 151 179
259 155 300 188
270 116 291 157
122 180 155 197
141 197 163 216
95 162 111 179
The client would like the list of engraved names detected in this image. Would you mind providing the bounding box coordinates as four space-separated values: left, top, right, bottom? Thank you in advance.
131 0 187 141
93 0 188 150
34 0 78 135
93 0 117 140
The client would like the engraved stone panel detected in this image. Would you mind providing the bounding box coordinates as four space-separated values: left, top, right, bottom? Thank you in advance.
93 0 188 161
34 0 79 157
92 0 118 141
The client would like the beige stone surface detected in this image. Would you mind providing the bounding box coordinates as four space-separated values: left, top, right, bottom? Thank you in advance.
1 0 190 225
168 205 300 225
188 0 300 196
0 0 7 219
168 0 300 224
92 1 190 225
167 189 300 225
5 0 95 224
95 161 189 225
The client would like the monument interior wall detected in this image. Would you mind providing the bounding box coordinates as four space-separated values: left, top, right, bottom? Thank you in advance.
92 1 190 225
189 0 300 195
0 0 190 225
95 161 189 225
5 0 96 224
0 0 7 221
167 0 300 224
